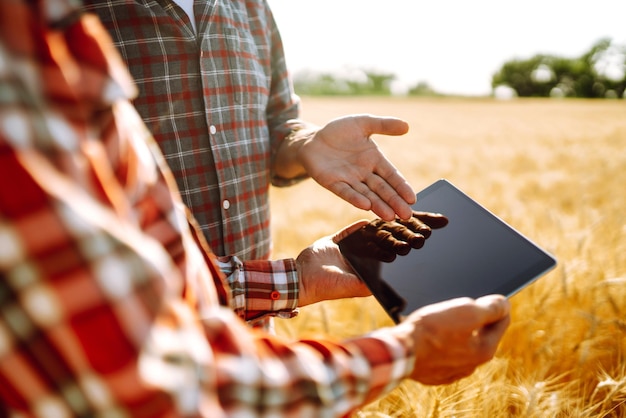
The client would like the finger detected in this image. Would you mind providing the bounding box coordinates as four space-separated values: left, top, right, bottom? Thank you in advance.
472 311 510 366
371 159 417 210
327 181 373 212
359 115 410 137
479 314 511 352
412 211 449 229
364 189 397 221
386 194 414 221
361 224 408 254
377 220 427 249
395 216 433 240
384 216 431 247
363 175 411 221
351 183 397 221
370 229 412 256
475 295 511 325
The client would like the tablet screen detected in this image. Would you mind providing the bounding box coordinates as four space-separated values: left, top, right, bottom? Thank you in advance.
338 179 557 323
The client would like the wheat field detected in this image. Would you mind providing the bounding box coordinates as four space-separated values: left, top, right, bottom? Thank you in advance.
269 97 626 417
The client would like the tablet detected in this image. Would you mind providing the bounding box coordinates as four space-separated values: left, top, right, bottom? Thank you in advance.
338 179 557 324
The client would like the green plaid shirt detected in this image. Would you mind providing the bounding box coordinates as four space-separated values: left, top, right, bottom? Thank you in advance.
83 0 303 260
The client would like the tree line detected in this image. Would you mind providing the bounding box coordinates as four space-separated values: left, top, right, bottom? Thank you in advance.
292 38 625 98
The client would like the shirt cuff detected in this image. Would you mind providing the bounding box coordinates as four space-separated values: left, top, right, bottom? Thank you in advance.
218 256 300 322
243 259 299 321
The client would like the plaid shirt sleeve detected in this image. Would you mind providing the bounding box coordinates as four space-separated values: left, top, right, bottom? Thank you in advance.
0 2 416 417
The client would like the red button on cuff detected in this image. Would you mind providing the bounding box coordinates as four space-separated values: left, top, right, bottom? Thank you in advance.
270 290 281 300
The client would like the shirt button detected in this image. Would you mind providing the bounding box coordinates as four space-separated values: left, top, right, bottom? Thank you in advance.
222 199 230 210
270 290 281 300
209 125 217 135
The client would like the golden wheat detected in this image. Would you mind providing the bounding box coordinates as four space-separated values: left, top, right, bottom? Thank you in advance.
270 97 626 417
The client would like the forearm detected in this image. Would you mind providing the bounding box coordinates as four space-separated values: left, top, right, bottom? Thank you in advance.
202 309 416 416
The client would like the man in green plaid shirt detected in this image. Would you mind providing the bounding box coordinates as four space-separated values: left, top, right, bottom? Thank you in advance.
82 0 418 263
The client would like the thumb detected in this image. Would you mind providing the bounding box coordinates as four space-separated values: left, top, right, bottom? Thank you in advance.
332 219 370 244
475 295 510 325
360 115 409 136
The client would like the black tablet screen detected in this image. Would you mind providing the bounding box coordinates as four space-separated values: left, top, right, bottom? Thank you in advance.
338 179 556 323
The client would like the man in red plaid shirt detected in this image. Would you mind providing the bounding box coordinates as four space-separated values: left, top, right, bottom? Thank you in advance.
81 0 419 263
0 0 511 416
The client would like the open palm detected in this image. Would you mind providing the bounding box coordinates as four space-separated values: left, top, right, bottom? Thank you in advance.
298 114 416 221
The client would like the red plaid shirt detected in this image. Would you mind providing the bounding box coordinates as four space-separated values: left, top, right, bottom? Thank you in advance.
82 0 305 261
0 1 415 416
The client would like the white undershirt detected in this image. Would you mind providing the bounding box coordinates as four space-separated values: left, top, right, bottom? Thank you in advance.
172 0 196 33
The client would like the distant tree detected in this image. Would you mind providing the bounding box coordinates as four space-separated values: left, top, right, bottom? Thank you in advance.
590 38 626 98
492 38 625 98
292 69 396 96
492 55 551 97
363 71 395 95
407 81 439 97
293 71 352 96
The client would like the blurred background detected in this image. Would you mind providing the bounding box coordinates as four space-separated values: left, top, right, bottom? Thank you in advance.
268 3 625 415
268 0 626 98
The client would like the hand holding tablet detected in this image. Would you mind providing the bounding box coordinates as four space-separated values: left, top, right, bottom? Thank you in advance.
338 179 557 324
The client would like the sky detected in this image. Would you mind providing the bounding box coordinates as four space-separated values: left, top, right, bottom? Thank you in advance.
267 0 626 96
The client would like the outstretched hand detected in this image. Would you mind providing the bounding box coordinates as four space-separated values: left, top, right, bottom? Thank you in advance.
297 115 416 221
